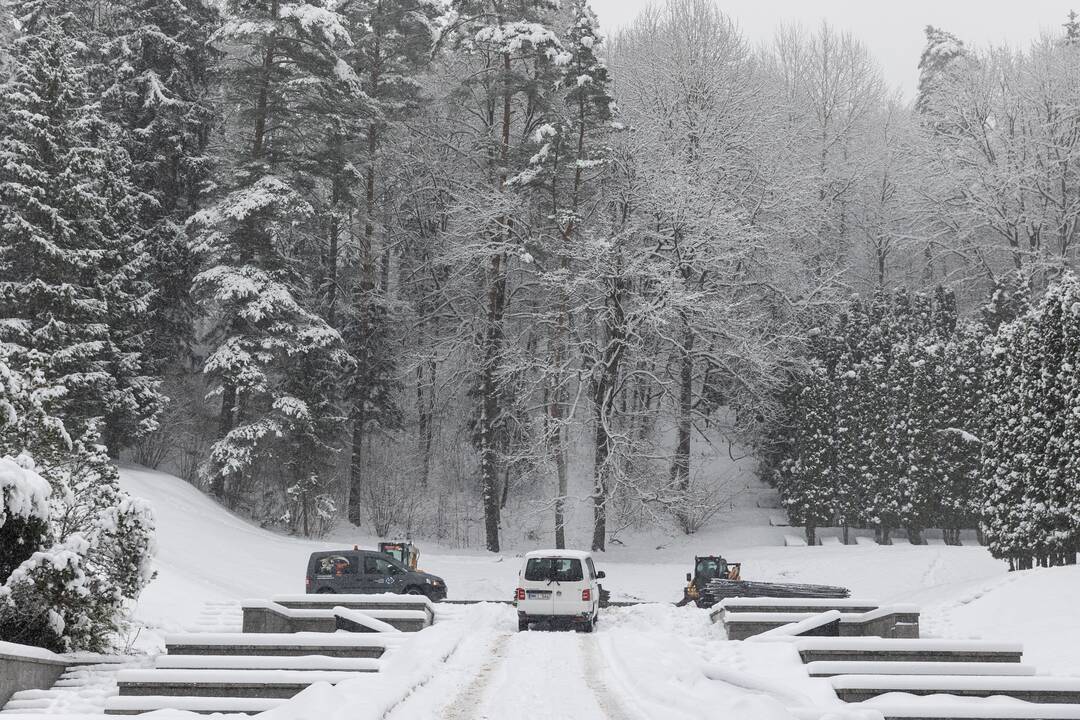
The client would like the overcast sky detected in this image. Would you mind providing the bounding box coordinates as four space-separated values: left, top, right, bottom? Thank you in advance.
590 0 1075 99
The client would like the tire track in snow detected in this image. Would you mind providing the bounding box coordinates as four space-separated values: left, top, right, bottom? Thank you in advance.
581 633 645 720
437 631 512 720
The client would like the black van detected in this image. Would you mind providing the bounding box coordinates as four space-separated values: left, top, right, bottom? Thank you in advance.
305 549 447 600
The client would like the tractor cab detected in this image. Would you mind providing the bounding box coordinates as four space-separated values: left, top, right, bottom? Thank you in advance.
681 555 741 605
378 541 420 570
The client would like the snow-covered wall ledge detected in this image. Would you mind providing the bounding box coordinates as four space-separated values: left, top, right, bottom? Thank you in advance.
0 641 69 707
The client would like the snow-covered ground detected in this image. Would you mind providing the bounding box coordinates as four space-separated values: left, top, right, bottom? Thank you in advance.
4 465 1079 719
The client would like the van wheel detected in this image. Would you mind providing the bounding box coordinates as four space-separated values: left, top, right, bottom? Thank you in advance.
518 618 529 632
316 588 336 594
579 619 594 633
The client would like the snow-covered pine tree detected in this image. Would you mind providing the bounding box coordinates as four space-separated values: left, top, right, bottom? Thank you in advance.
99 0 222 372
193 0 352 529
915 26 969 117
0 17 163 452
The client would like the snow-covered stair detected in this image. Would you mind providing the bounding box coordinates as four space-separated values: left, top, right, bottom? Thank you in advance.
1 657 151 715
190 601 244 633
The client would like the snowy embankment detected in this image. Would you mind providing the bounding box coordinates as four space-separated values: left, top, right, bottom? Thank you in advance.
8 466 1051 720
118 466 1080 672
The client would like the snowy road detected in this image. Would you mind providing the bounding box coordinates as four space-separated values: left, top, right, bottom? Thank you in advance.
383 603 816 720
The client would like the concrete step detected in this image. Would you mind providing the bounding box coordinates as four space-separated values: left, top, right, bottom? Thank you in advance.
864 704 1080 720
155 654 379 672
806 661 1038 677
241 601 429 633
832 675 1080 704
273 594 434 620
165 632 394 659
116 669 362 699
715 597 881 615
725 606 920 640
794 638 1024 665
105 695 283 715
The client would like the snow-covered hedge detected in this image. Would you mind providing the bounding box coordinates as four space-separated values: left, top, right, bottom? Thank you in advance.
0 360 156 652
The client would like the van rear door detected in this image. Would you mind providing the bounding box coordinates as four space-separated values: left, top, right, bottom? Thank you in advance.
549 558 587 617
522 557 556 615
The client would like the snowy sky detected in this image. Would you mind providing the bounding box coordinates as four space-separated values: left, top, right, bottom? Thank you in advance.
591 0 1075 99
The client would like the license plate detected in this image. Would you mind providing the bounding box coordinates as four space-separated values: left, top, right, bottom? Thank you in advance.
526 590 551 599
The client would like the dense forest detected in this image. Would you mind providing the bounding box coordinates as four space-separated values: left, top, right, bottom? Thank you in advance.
2 0 1080 581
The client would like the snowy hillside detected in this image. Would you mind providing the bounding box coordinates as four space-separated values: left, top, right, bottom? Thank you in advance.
118 465 1079 675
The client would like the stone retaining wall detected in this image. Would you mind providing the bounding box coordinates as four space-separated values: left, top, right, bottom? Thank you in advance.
0 647 68 707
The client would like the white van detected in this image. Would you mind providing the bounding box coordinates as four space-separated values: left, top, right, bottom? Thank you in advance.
514 549 605 632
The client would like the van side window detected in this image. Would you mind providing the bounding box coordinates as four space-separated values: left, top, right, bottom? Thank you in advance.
586 558 597 580
317 555 354 577
364 556 399 575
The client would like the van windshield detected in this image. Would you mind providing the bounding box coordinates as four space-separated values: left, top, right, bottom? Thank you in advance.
525 557 583 582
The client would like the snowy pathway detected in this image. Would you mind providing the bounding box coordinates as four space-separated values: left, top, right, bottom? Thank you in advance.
386 603 828 720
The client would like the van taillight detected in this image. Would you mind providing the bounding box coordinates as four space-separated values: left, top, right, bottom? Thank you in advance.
582 589 591 602
516 588 525 601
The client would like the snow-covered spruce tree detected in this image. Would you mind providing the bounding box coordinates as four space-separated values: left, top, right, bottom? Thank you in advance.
193 0 352 530
510 0 614 547
0 18 164 452
915 26 969 117
99 0 222 372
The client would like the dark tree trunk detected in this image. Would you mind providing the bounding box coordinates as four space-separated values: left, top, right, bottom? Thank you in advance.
347 413 365 526
591 272 627 552
671 320 693 528
479 252 507 553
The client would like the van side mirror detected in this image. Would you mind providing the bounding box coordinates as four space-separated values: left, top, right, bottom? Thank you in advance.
596 571 605 579
686 573 692 582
